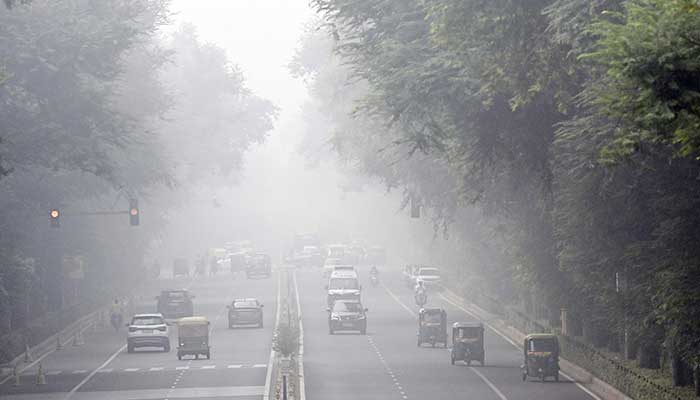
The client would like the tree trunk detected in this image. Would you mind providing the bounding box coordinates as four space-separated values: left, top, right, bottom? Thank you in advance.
624 328 638 360
638 343 661 369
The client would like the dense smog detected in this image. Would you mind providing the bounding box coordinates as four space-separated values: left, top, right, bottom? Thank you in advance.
1 1 699 400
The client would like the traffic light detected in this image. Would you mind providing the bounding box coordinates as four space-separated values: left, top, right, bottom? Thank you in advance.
49 209 60 228
129 199 139 226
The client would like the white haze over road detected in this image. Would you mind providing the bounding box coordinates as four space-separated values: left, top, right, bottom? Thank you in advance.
164 1 438 261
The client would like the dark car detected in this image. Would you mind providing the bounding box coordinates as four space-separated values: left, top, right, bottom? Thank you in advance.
227 298 264 328
246 253 272 278
156 289 194 319
327 299 367 335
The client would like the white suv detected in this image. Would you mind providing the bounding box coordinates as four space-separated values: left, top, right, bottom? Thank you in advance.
127 313 170 353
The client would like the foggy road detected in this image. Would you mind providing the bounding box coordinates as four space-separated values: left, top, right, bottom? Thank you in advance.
298 265 597 400
2 264 599 400
0 271 278 400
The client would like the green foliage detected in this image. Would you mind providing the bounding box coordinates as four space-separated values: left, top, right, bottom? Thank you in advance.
583 0 700 159
273 323 298 357
303 0 700 390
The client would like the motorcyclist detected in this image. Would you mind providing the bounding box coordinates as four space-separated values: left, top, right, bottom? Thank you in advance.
414 280 427 306
110 299 124 331
414 279 426 294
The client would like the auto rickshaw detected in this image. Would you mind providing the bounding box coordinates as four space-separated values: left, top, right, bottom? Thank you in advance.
417 308 447 347
451 322 485 366
521 333 559 382
176 316 210 360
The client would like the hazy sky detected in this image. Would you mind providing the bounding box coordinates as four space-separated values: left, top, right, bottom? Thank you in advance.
169 0 313 110
159 1 440 260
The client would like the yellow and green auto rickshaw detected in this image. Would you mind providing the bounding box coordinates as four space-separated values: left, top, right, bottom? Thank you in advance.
177 316 210 360
417 308 447 347
521 333 559 382
451 322 485 366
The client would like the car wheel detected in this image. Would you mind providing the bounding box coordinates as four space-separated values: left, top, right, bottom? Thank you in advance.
417 339 421 347
329 327 334 335
177 353 182 361
555 373 559 382
451 356 455 365
522 372 527 381
164 343 170 352
206 351 211 360
127 344 134 354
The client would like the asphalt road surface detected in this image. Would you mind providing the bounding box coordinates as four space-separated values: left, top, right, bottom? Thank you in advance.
0 269 278 400
3 264 601 400
299 265 599 400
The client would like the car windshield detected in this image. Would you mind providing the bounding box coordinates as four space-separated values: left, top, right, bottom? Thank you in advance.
529 338 557 352
132 316 163 325
234 301 258 308
333 302 363 313
329 278 359 290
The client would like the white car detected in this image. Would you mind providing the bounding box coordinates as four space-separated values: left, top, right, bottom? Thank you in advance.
127 313 170 353
415 267 441 288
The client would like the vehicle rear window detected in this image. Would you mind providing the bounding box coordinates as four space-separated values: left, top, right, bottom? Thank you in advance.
329 278 359 290
457 327 481 338
234 301 258 308
333 302 363 313
529 338 556 352
166 292 187 300
132 317 163 325
419 268 440 276
424 313 442 323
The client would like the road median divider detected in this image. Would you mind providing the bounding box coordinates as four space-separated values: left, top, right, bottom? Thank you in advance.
267 267 304 400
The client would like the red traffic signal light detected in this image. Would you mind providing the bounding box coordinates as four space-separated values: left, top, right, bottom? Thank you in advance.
129 199 139 226
50 209 60 228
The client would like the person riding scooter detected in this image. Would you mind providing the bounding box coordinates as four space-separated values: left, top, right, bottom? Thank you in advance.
414 280 427 307
110 299 124 331
370 266 379 286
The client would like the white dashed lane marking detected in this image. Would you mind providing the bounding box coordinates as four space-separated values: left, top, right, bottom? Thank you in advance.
16 363 266 376
368 337 409 399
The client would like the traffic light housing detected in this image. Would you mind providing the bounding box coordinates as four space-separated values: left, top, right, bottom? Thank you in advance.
129 199 139 226
50 209 60 228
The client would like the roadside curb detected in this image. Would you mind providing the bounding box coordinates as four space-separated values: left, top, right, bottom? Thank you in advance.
0 305 109 383
292 270 306 400
440 287 632 400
